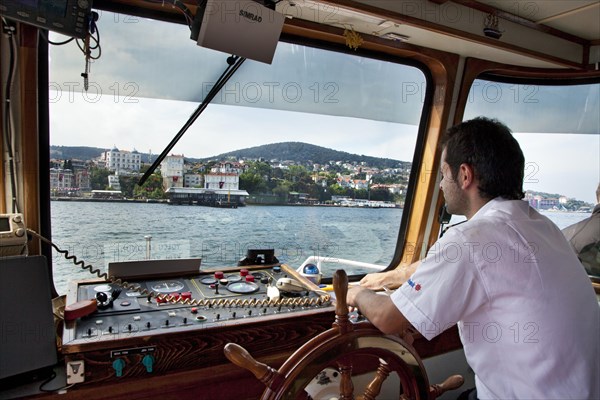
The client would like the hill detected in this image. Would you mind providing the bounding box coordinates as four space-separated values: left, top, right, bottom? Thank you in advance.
51 142 409 169
50 145 108 160
204 142 408 169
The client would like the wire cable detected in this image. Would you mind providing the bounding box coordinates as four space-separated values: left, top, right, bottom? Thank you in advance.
38 30 75 45
143 0 194 29
27 228 331 308
1 17 20 214
38 369 75 393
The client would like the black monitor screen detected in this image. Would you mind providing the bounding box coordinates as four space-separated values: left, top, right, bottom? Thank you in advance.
39 0 68 18
0 217 10 233
0 0 91 38
20 0 38 7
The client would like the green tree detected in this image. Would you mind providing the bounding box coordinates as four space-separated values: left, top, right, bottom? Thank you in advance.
328 184 347 196
119 175 141 198
369 188 392 202
239 171 268 194
133 173 164 199
90 167 110 190
272 182 291 200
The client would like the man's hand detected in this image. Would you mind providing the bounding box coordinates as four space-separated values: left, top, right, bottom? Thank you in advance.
359 269 403 290
359 261 420 290
347 284 367 308
345 284 410 335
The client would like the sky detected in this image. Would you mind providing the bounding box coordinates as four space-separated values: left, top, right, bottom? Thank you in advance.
49 95 420 162
47 11 600 204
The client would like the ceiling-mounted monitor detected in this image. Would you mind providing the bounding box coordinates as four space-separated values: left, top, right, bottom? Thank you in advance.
192 0 285 64
0 0 92 38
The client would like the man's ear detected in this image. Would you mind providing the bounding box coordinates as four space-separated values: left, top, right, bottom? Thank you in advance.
458 163 475 189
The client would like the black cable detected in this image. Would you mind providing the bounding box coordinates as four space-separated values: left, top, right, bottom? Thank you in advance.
143 0 194 29
28 228 111 281
26 228 329 308
138 55 246 186
440 220 467 238
2 17 20 213
38 30 75 45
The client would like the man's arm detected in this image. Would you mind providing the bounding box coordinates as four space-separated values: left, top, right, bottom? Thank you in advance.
347 285 411 335
359 260 420 290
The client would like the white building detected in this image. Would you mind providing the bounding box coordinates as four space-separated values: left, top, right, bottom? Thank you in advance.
211 161 243 174
108 174 121 190
102 147 142 172
203 162 242 190
184 174 203 188
205 173 239 190
50 168 74 191
75 169 91 191
161 154 184 190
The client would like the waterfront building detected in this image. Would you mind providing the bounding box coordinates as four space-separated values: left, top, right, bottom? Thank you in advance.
160 154 184 190
50 168 74 192
204 162 242 190
108 174 121 191
184 174 203 188
75 169 91 191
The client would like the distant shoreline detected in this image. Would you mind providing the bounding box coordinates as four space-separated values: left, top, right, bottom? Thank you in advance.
51 197 168 204
49 197 401 208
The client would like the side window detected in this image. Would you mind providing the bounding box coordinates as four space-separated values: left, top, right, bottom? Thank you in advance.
464 79 600 277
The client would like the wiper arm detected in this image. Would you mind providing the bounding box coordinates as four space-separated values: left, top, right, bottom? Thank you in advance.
138 55 246 186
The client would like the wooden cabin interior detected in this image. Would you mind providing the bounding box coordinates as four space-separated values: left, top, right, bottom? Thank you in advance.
0 0 598 399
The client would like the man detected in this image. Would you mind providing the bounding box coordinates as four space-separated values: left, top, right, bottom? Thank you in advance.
562 183 600 276
347 117 599 399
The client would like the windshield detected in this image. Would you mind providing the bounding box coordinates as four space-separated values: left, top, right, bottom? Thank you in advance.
48 11 427 294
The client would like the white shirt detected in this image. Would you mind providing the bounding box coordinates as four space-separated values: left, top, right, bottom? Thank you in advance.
391 198 600 399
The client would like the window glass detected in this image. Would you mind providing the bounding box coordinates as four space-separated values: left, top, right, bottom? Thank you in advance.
48 11 427 294
464 79 600 275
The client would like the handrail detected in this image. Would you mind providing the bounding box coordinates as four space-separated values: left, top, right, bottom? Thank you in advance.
297 256 386 275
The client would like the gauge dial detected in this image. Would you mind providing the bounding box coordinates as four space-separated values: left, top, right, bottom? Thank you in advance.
251 272 266 280
150 281 185 293
225 274 242 283
227 281 259 294
200 277 217 285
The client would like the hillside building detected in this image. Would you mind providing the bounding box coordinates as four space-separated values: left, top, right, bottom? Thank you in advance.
102 147 142 172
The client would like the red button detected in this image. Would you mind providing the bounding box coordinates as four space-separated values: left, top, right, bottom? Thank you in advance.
240 269 249 277
214 271 224 279
245 275 255 282
180 291 192 300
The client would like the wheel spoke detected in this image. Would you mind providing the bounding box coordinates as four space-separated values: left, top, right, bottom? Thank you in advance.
362 359 391 400
338 361 354 399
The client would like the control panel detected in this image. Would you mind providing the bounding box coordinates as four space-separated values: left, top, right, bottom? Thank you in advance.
0 213 27 257
61 263 334 384
68 265 329 341
0 0 93 38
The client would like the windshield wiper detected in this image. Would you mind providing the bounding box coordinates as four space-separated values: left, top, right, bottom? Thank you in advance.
138 55 246 186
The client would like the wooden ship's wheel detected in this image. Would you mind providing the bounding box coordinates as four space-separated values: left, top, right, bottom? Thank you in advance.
224 270 463 400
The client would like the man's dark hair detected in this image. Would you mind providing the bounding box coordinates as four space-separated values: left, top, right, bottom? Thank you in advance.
441 117 525 200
